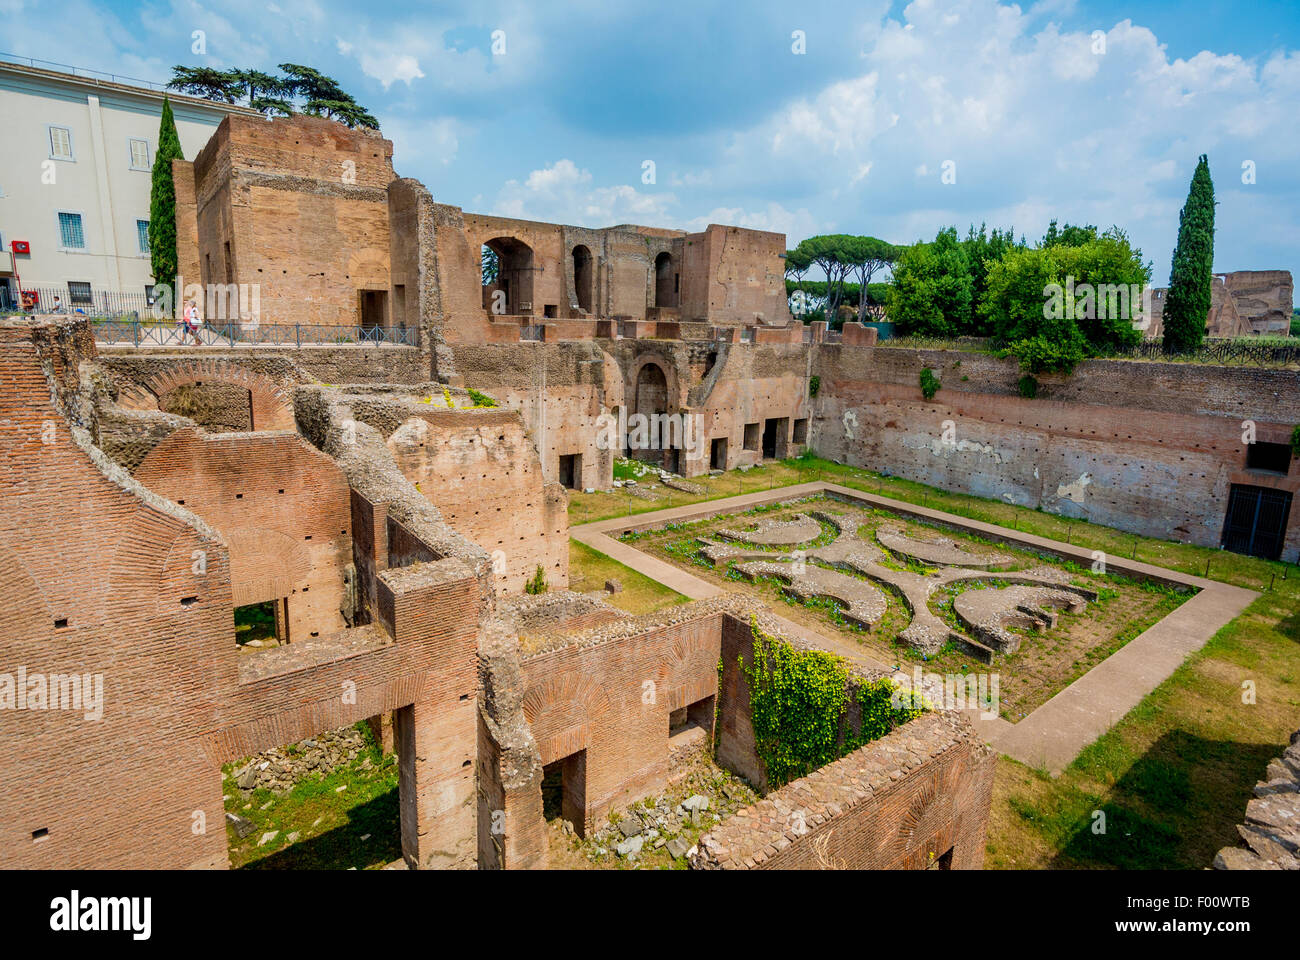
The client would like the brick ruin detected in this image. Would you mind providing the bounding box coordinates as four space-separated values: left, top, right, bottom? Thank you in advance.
3 113 1298 870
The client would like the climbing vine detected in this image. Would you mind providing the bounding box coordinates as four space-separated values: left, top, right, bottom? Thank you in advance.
742 617 922 787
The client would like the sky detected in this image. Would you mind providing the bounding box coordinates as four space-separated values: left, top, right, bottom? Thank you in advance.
5 0 1298 283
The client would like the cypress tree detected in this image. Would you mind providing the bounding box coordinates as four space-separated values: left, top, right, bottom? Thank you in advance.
1161 154 1215 352
149 97 184 289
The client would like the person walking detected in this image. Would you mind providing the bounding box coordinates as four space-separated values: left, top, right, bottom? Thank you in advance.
183 299 204 345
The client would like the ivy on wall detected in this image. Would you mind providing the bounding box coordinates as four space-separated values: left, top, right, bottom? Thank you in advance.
742 618 922 788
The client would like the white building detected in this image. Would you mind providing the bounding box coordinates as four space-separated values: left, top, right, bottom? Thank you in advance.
0 55 258 312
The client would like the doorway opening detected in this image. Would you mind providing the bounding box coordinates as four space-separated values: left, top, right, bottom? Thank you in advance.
234 598 287 651
558 453 582 490
540 749 587 837
1221 484 1293 560
710 437 728 471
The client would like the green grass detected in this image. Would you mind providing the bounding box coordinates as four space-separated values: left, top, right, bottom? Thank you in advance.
568 540 688 615
987 589 1300 868
224 722 401 870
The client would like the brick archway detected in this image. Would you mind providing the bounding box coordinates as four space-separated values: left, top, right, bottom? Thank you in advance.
521 671 611 766
116 360 296 431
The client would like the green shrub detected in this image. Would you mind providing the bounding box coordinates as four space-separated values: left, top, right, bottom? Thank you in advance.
919 367 941 400
743 619 922 787
808 375 820 398
1018 374 1039 399
1292 424 1300 457
524 564 548 595
467 388 498 408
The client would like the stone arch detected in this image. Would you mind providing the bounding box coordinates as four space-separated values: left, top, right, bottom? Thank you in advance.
482 236 535 316
653 250 677 308
521 671 611 765
654 628 719 710
221 527 313 608
116 360 295 432
572 244 594 315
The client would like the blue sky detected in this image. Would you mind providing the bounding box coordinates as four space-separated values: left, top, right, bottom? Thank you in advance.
6 0 1298 283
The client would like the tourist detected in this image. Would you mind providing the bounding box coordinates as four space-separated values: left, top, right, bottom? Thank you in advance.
183 299 204 345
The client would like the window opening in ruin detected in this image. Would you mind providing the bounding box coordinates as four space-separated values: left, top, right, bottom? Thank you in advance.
1246 441 1292 475
482 237 535 316
710 437 728 471
654 252 677 308
703 350 717 376
234 599 287 650
743 422 760 452
633 362 669 466
543 304 557 318
572 245 593 314
928 847 955 870
792 418 808 444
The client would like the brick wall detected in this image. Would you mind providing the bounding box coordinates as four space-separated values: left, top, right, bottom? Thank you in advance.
518 606 726 834
133 428 354 641
813 346 1300 560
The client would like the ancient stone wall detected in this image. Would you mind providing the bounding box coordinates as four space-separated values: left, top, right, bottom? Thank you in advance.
1213 728 1300 870
133 428 355 641
190 114 396 327
380 404 569 594
695 711 995 869
517 602 729 835
812 345 1300 560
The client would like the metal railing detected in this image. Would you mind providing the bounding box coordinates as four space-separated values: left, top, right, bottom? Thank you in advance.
12 285 153 318
1123 338 1300 366
1 51 170 92
88 319 418 348
870 333 1300 366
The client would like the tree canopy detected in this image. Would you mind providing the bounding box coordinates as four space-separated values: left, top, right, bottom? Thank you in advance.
784 234 899 325
167 63 379 129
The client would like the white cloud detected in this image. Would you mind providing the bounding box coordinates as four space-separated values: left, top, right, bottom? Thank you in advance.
493 160 678 227
337 37 424 88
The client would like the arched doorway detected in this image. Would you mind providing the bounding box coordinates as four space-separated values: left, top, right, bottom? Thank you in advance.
654 251 677 308
482 237 535 316
572 245 594 315
633 361 670 468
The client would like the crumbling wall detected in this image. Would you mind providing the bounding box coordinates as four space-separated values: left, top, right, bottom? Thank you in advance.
516 600 738 834
812 346 1300 560
1213 728 1300 870
694 711 995 869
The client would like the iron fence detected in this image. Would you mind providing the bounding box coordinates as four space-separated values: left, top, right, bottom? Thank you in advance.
12 285 153 318
88 319 417 348
1123 338 1300 366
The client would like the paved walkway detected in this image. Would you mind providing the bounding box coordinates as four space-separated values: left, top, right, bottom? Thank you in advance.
573 482 1259 776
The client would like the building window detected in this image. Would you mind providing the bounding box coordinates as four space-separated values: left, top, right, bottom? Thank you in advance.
128 138 150 170
48 125 74 161
137 219 150 255
67 282 93 306
57 212 85 250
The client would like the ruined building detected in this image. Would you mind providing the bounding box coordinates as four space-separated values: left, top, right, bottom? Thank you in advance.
2 114 1297 869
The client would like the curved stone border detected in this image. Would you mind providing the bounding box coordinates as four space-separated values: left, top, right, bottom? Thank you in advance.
573 480 1259 776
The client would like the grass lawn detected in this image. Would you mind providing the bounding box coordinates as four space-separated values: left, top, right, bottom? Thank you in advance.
568 539 689 615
